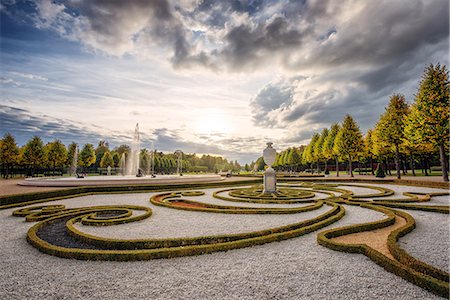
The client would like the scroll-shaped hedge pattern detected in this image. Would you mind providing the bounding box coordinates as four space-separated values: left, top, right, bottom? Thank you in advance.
6 181 450 298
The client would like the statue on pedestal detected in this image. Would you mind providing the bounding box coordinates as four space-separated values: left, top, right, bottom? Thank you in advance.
263 142 277 193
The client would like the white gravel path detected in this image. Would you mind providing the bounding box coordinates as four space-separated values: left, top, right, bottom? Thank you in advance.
398 210 450 273
337 183 449 200
0 184 446 299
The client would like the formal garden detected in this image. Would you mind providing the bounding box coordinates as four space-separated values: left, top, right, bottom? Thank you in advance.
0 65 448 299
0 178 448 298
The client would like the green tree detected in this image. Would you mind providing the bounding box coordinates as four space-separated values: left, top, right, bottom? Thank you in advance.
0 133 19 178
112 151 120 167
45 139 68 175
314 128 329 171
288 147 301 171
255 156 266 171
100 151 114 168
333 114 364 177
95 140 109 168
323 123 340 176
23 136 45 176
79 143 96 172
364 129 375 175
114 144 130 156
404 64 449 181
303 133 320 172
375 94 409 179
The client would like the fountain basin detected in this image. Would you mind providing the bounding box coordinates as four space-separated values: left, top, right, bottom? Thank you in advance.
19 174 224 187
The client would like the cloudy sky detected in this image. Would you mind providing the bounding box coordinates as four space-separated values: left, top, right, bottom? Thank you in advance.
0 0 448 163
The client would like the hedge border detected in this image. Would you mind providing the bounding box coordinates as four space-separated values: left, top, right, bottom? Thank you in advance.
22 202 344 261
0 179 261 209
150 191 324 214
64 202 342 250
317 204 449 298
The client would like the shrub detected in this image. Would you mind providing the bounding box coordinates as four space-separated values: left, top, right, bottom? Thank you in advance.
375 164 386 178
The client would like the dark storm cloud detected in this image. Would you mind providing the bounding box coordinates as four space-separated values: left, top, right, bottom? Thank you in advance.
2 0 449 147
8 0 447 72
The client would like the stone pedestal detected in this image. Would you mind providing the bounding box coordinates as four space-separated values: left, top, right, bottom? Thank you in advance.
262 142 277 194
263 167 276 193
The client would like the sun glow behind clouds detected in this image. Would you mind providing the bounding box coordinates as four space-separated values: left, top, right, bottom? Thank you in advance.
194 109 231 136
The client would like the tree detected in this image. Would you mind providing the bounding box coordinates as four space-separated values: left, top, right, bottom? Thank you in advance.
100 151 114 168
0 133 19 178
303 133 320 172
323 123 340 176
255 156 266 171
95 140 110 168
288 147 301 171
23 136 45 176
114 144 130 156
364 129 375 175
45 140 68 175
314 128 329 172
375 94 409 179
112 151 120 167
79 143 96 171
333 114 364 177
404 64 449 182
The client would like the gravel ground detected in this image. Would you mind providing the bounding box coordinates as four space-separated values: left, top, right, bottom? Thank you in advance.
398 210 450 273
0 184 445 299
336 183 449 200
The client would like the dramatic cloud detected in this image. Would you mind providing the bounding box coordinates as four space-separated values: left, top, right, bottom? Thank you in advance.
1 0 448 162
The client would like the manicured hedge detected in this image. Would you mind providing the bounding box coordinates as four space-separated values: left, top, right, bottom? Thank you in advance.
0 179 261 209
21 202 345 262
317 204 449 298
150 191 325 214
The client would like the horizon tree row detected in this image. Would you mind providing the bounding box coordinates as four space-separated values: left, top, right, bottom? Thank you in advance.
258 64 449 181
0 135 241 178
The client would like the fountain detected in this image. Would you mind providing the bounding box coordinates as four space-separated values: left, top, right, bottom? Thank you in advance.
69 146 78 176
174 150 183 175
20 124 223 187
125 123 140 176
119 153 126 175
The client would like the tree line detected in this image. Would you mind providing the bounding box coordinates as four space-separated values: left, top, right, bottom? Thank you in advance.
252 64 449 182
0 136 241 178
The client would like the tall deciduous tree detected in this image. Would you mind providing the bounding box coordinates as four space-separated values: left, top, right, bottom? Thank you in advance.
112 151 120 167
404 64 449 182
288 147 301 171
303 133 320 172
100 151 114 168
375 94 409 179
323 123 340 176
364 129 375 175
314 128 329 171
0 133 19 178
95 140 109 168
333 115 364 177
46 140 68 175
23 136 45 176
79 143 96 172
